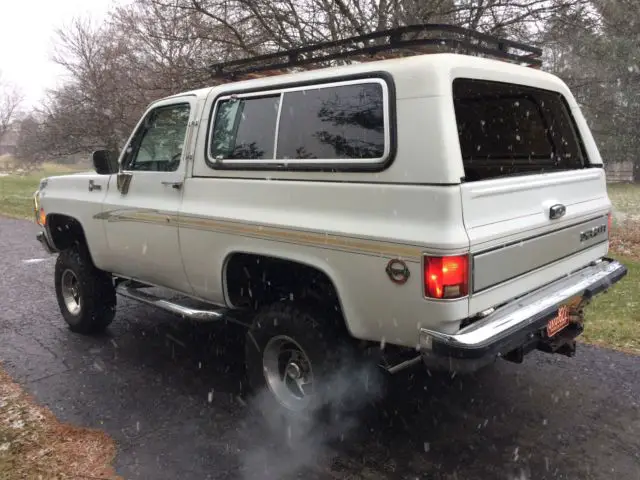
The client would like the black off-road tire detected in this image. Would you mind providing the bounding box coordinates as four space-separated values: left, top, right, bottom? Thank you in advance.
245 302 383 434
54 244 116 334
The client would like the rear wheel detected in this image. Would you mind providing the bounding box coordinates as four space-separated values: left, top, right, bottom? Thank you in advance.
54 244 116 334
245 302 383 435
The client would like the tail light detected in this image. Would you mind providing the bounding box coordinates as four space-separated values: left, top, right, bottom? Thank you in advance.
424 255 469 299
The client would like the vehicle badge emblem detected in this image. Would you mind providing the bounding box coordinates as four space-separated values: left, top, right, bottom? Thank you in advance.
386 259 410 285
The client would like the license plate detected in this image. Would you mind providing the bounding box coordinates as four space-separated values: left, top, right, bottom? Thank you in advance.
547 297 582 337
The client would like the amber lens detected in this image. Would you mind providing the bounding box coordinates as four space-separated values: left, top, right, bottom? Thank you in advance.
38 209 46 226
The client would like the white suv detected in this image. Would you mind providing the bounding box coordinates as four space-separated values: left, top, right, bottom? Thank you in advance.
33 26 627 418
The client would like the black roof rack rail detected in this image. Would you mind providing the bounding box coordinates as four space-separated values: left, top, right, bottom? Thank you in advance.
209 24 543 80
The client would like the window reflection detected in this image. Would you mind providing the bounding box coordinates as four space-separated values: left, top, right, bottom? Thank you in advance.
211 96 280 160
209 82 387 163
126 103 191 172
277 84 385 160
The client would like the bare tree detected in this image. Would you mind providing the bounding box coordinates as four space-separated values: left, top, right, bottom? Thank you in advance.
13 114 46 167
141 0 592 57
0 71 23 139
38 7 219 157
37 0 604 160
545 0 640 181
39 17 152 156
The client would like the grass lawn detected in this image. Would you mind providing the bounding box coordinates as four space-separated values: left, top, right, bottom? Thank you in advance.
584 254 640 354
0 163 87 219
591 184 640 353
607 182 640 217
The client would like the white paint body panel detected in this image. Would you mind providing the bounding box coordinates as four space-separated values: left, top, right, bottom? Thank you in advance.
37 172 110 267
100 171 191 292
98 95 201 294
37 53 611 348
178 179 470 343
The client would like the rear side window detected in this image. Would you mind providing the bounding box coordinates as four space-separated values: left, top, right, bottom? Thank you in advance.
276 83 385 160
210 96 280 160
207 78 390 168
453 79 587 182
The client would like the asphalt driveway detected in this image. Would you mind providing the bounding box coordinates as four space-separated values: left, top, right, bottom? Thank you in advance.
1 217 639 479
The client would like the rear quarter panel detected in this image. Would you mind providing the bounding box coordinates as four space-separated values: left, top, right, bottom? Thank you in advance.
178 179 470 347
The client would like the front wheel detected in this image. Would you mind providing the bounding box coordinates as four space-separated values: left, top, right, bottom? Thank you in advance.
54 245 116 334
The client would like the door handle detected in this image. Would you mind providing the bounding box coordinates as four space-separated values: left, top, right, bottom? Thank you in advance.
161 181 183 190
88 180 102 192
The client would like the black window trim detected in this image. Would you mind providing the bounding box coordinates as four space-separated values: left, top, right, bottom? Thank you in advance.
205 72 397 172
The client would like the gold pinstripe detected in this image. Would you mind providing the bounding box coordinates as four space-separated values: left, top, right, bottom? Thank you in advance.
95 209 423 261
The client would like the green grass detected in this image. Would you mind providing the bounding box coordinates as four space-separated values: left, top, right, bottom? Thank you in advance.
607 183 640 216
583 255 640 354
0 163 87 219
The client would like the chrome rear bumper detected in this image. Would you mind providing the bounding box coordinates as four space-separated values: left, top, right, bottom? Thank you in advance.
419 258 627 360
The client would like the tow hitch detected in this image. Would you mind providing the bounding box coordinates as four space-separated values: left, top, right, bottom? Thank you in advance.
536 323 581 358
503 318 583 364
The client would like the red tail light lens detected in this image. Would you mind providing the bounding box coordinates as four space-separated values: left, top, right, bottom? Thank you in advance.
424 255 469 299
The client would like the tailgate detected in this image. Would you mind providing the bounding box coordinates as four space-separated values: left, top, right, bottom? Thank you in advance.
461 168 610 294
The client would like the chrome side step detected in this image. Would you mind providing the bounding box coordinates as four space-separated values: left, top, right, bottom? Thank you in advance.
116 282 230 323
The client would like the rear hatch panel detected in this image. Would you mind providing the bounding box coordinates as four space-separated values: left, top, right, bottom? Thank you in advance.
451 78 611 315
462 168 610 293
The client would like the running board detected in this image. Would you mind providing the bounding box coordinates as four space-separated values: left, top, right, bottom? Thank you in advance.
116 283 230 322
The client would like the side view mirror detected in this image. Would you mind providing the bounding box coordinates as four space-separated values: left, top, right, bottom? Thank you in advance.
91 149 119 175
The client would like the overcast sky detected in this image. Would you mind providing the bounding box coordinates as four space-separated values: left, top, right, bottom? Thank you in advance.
0 0 122 107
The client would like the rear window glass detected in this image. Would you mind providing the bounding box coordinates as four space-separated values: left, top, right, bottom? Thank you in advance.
453 79 587 182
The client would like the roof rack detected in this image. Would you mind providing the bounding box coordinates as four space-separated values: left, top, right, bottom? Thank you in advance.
209 24 543 80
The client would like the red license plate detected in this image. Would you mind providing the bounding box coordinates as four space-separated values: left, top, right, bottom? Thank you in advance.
547 297 582 337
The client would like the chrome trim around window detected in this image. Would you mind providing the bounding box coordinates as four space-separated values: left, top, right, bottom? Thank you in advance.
206 77 393 169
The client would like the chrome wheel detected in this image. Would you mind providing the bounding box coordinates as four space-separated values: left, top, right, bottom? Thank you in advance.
263 336 314 412
60 269 82 315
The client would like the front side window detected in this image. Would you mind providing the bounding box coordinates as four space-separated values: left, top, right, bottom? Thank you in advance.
208 79 389 167
124 103 191 172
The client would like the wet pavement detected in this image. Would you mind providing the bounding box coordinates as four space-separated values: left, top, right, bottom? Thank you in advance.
1 217 639 480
